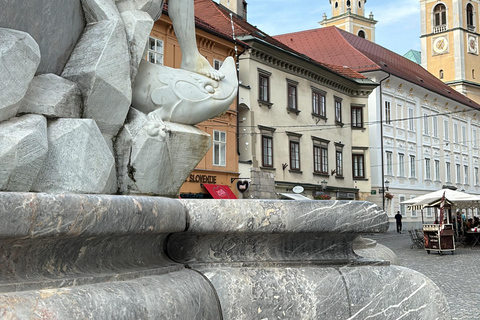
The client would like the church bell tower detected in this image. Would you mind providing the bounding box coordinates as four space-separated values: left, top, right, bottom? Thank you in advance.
420 0 480 104
320 0 377 41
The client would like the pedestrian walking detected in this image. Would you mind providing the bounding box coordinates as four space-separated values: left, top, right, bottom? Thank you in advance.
395 211 403 234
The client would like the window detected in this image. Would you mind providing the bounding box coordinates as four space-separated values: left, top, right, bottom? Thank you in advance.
290 141 300 171
426 207 433 218
444 119 449 140
446 162 451 182
456 164 461 183
475 167 479 185
213 59 223 70
408 108 414 131
352 154 365 179
351 105 363 128
467 3 475 30
312 89 326 117
346 0 351 7
399 153 405 177
262 136 273 167
465 165 469 184
410 155 416 178
287 82 298 111
259 125 275 168
396 104 403 128
435 160 440 181
336 150 343 176
213 130 226 166
400 196 406 216
433 4 447 28
474 129 478 148
425 158 431 180
423 113 429 135
433 115 439 137
386 151 393 175
385 101 391 124
259 71 270 103
313 138 329 174
454 123 459 143
439 69 444 79
334 97 342 124
411 196 417 217
462 125 467 145
146 37 164 65
358 30 366 38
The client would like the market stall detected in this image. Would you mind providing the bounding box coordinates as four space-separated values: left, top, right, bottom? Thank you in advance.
401 189 480 255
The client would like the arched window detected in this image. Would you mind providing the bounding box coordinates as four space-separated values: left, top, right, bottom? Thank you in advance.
439 69 444 79
473 69 475 79
358 1 362 9
358 30 366 38
346 0 351 7
334 1 339 9
434 4 447 27
467 3 475 30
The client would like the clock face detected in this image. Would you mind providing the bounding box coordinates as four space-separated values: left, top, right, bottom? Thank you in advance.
468 35 478 54
433 36 448 54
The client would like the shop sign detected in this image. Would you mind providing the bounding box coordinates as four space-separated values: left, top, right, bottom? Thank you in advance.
236 180 250 193
189 174 217 184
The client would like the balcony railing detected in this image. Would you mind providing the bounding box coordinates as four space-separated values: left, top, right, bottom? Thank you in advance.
434 25 447 33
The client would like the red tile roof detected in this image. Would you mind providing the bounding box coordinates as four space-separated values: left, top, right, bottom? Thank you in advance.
274 26 480 110
192 0 367 80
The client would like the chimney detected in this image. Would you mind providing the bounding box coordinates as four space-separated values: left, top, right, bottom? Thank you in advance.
219 0 248 20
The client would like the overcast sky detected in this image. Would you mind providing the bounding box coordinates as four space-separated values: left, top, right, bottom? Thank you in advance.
213 0 421 56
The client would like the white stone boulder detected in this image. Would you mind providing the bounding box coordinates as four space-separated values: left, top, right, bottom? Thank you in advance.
0 28 41 123
0 114 48 191
82 0 122 23
19 74 82 119
120 10 154 84
116 108 211 196
61 20 132 138
32 119 117 194
116 0 164 20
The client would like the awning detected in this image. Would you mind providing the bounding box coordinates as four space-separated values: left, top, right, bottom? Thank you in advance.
203 184 237 199
279 193 311 200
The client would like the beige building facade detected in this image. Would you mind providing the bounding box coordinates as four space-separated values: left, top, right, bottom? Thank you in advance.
421 0 480 104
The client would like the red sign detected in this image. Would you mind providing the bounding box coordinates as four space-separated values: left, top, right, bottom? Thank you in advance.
203 184 237 199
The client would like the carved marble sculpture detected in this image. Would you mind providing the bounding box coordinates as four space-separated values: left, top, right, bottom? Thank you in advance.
132 57 238 125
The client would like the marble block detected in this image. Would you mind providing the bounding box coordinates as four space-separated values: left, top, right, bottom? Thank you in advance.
19 74 83 119
116 0 165 21
61 20 132 138
82 0 122 23
0 28 41 123
121 10 154 84
32 119 117 194
0 0 85 75
116 108 212 196
0 115 48 191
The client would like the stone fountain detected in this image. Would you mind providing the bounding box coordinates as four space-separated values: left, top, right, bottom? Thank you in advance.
0 0 450 318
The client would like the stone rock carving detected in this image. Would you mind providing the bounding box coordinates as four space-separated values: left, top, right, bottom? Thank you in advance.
0 0 85 75
61 20 132 138
32 119 117 194
82 0 122 22
116 108 211 196
0 115 48 191
133 57 238 125
116 0 165 21
120 10 154 83
0 28 40 123
19 74 83 119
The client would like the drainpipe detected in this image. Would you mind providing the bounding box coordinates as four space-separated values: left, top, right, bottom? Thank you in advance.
379 73 391 211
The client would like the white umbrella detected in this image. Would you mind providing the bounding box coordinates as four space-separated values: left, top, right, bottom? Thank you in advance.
401 189 480 210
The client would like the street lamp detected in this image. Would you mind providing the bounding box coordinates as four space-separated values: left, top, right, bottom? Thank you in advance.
384 180 390 191
321 180 328 190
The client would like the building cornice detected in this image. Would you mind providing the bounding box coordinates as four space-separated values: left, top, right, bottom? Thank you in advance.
240 37 378 97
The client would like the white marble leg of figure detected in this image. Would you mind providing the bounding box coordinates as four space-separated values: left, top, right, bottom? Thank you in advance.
168 0 224 80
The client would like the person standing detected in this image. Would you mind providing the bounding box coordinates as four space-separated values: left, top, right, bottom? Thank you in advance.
395 211 403 234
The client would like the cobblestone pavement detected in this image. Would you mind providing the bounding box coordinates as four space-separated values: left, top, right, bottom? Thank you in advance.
365 230 480 320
